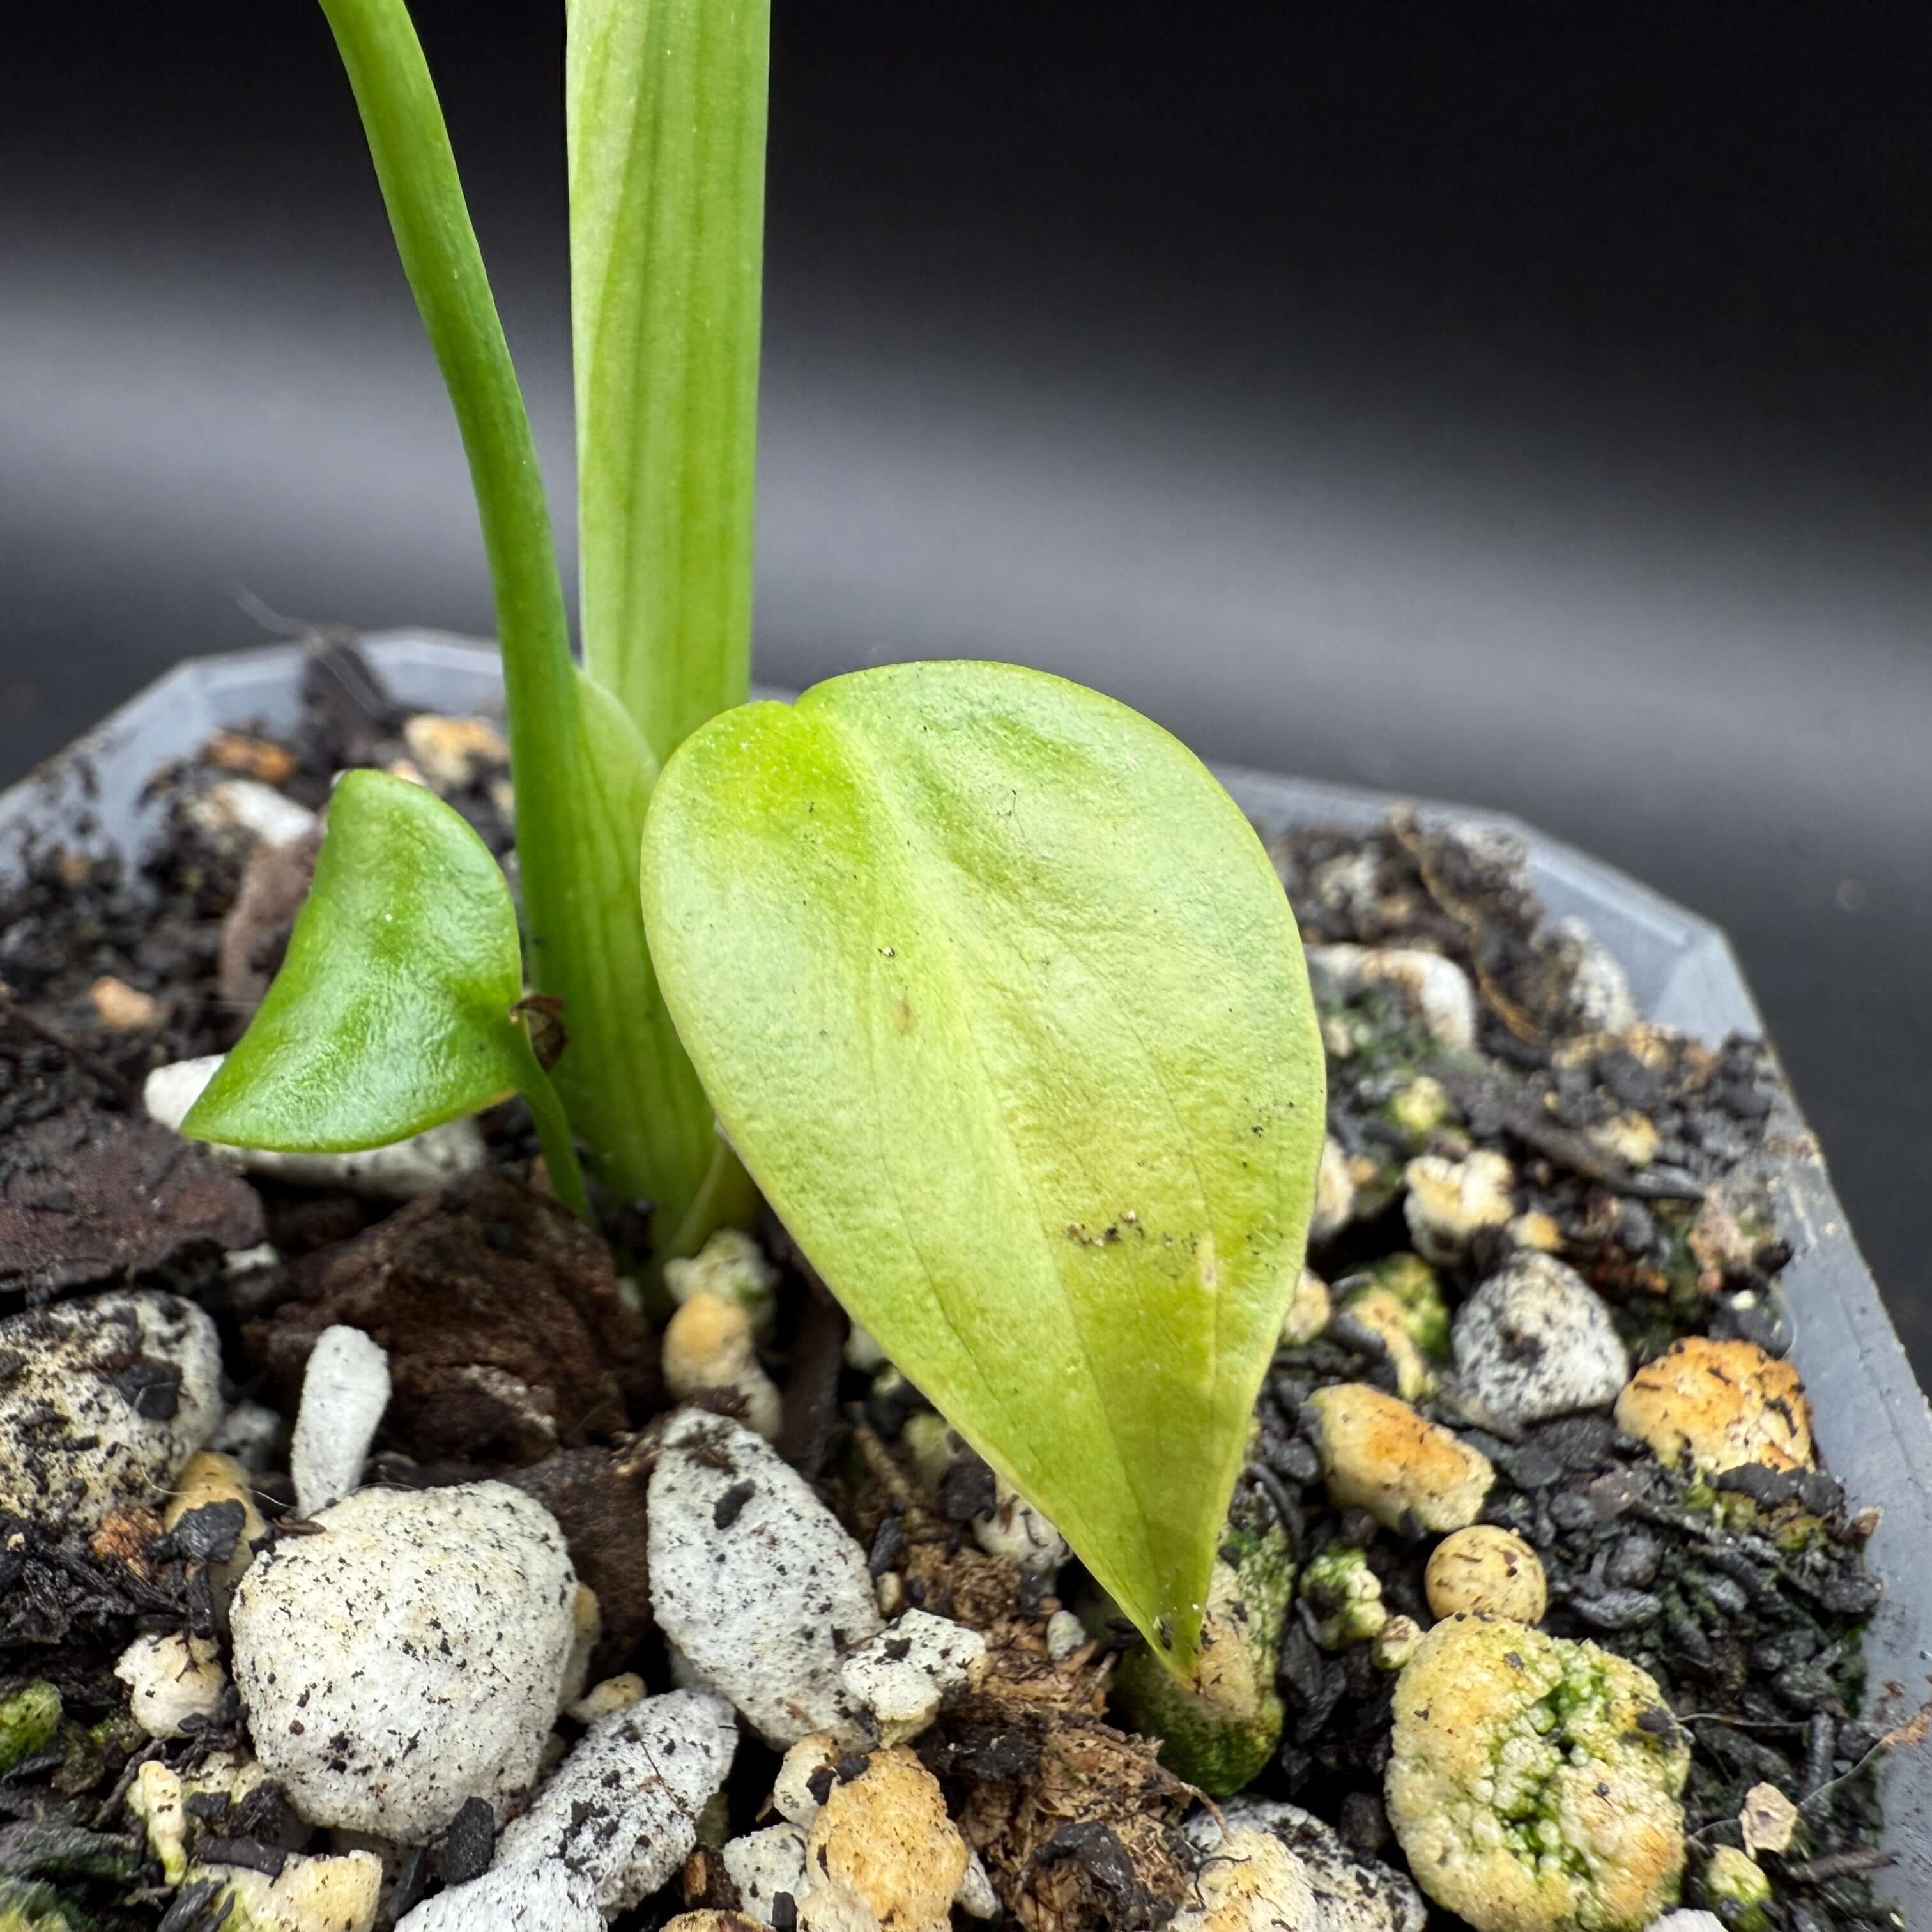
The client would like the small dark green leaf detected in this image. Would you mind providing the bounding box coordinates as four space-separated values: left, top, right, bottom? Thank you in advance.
640 662 1326 1674
184 769 531 1151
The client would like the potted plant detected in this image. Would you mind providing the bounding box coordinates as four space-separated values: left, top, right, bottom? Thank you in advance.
1 3 1925 1929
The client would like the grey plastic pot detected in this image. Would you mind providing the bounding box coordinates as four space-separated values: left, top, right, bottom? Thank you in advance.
4 629 1928 1908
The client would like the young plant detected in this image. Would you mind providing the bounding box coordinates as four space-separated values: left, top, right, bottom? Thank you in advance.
180 0 1327 1675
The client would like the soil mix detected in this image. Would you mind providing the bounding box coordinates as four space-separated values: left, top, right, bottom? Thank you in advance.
0 640 1910 1931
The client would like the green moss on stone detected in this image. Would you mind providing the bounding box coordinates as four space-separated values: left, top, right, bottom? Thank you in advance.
0 1876 84 1932
1699 1846 1772 1932
1346 1252 1450 1361
0 1683 61 1776
1301 1543 1390 1649
1114 1517 1295 1796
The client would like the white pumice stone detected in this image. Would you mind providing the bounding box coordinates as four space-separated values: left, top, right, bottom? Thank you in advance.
271 1116 486 1197
771 1734 841 1827
1341 1291 1436 1402
664 1640 725 1698
560 1584 601 1711
1169 1828 1319 1931
1045 1609 1089 1663
956 1851 1000 1920
218 1244 289 1322
1550 915 1638 1032
291 1326 391 1518
1740 1782 1801 1857
1587 1110 1660 1169
1284 1270 1333 1346
843 1322 889 1372
114 1632 228 1738
143 1057 227 1134
1451 1252 1630 1430
1307 944 1478 1051
397 1861 602 1932
972 1476 1070 1575
1192 1799 1427 1932
900 1414 958 1494
839 1610 987 1745
0 1290 223 1533
230 1482 577 1842
146 1055 487 1199
128 1756 268 1884
721 1823 809 1924
210 1397 286 1473
191 778 319 849
493 1688 738 1913
129 1761 190 1885
1616 1337 1816 1474
1402 1150 1516 1263
1303 1384 1493 1533
1647 1917 1726 1932
1506 1211 1565 1254
649 1409 881 1746
1372 1614 1424 1673
1424 1526 1548 1624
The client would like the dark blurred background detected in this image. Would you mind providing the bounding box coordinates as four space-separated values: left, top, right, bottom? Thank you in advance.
3 6 1928 1358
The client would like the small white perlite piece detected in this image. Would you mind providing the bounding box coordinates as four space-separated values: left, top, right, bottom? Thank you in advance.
291 1324 392 1519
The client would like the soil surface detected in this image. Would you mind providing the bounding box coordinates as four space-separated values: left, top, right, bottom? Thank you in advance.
0 639 1907 1932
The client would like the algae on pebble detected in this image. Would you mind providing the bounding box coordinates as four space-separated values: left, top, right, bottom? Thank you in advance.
1342 1252 1450 1361
1300 1542 1389 1651
1698 1846 1772 1932
0 1683 61 1776
1115 1512 1296 1796
1387 1611 1690 1932
0 1876 82 1932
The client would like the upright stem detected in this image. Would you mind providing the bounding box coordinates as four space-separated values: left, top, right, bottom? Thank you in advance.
314 0 585 1081
315 0 580 857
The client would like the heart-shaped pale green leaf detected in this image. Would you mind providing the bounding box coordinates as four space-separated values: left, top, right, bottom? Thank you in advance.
184 769 533 1151
640 661 1326 1675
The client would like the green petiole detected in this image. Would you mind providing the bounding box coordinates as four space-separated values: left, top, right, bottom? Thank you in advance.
506 1032 594 1225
